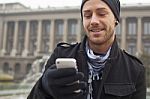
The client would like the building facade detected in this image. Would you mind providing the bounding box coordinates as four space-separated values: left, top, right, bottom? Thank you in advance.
0 3 150 80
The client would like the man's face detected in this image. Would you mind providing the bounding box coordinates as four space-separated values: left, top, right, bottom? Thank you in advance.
82 0 116 46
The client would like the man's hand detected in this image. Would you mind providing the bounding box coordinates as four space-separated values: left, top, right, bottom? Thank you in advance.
42 65 87 99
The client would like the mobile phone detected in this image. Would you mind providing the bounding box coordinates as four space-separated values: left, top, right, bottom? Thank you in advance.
55 58 77 69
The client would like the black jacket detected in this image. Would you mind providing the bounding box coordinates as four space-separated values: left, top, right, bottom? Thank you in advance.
27 36 146 99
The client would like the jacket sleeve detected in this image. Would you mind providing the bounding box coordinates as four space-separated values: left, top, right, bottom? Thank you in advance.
27 48 59 99
131 66 146 99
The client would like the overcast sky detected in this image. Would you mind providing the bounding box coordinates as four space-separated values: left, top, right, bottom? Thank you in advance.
0 0 150 8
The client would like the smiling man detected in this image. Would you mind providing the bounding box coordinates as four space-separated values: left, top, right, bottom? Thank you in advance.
27 0 146 99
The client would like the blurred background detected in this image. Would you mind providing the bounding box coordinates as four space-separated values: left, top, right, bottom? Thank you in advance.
0 0 150 99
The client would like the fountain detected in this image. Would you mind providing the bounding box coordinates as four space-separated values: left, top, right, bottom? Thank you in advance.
20 55 49 86
0 55 50 99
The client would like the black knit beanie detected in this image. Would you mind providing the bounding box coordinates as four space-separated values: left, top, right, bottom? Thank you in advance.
81 0 120 22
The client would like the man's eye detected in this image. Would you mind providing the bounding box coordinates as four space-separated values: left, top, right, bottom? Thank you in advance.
99 13 106 16
84 14 91 18
98 11 108 16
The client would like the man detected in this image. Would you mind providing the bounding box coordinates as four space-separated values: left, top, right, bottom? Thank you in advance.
27 0 146 99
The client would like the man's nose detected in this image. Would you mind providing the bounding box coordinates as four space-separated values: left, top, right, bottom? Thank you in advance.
90 14 99 26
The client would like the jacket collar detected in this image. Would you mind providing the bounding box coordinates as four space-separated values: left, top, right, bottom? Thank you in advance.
108 36 119 60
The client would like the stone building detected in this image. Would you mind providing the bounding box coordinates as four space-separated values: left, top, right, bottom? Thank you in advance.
0 3 150 80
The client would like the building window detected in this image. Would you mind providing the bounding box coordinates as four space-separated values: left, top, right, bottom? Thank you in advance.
17 21 26 54
143 21 150 35
14 63 21 74
6 21 14 54
3 62 9 73
128 42 136 55
127 18 137 35
55 20 64 36
26 63 32 74
41 20 50 53
42 20 50 37
30 21 38 36
144 43 150 54
29 21 38 55
68 19 77 35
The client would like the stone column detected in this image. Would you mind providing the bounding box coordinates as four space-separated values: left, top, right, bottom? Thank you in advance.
121 17 127 50
77 19 81 42
35 20 42 56
137 17 142 56
11 21 19 56
22 21 30 57
49 19 55 53
63 19 68 42
1 21 7 56
0 19 3 50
